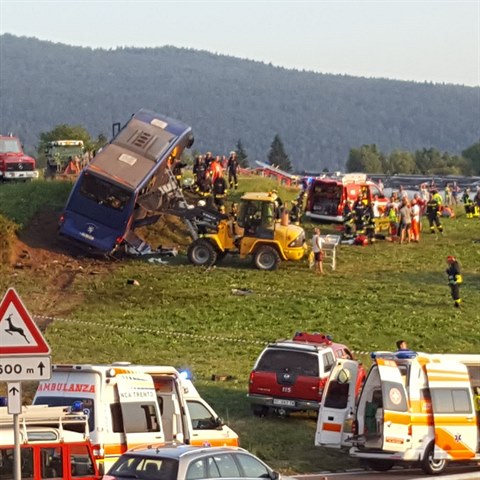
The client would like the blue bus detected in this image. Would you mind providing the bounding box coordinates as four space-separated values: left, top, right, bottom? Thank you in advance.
59 109 194 254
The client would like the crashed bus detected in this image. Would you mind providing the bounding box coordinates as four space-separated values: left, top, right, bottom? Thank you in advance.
58 109 194 255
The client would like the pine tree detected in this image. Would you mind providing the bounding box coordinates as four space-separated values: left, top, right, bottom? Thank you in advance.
235 139 249 168
267 134 292 172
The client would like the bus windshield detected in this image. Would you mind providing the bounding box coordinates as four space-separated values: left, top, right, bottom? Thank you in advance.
79 173 132 211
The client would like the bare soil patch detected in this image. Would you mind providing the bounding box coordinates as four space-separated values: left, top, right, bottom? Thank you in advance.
7 209 115 327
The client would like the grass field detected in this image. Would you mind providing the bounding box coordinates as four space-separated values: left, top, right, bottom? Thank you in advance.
0 177 479 474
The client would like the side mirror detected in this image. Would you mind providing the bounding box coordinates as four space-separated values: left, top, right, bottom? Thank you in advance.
215 417 224 429
270 472 280 480
337 368 351 384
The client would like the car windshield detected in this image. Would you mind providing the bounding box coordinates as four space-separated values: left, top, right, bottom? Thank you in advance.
256 348 319 376
109 455 179 479
0 138 21 154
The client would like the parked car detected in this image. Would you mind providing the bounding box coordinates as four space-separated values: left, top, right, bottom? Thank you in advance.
102 445 295 480
248 332 366 416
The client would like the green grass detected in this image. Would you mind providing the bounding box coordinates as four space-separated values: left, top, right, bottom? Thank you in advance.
1 178 479 474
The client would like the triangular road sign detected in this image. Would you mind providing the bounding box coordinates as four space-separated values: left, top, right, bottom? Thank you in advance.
0 288 51 355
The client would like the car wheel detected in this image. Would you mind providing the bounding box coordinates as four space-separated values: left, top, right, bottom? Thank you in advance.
364 459 395 472
187 239 218 267
251 405 268 417
421 442 447 475
253 245 280 271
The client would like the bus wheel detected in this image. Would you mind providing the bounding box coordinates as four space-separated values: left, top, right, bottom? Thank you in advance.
188 239 217 267
253 245 280 271
421 442 447 474
365 459 394 472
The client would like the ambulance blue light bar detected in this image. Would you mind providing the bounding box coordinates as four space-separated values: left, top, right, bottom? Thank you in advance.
371 350 418 360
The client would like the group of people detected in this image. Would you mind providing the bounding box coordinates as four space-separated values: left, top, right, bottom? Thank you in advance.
190 151 241 210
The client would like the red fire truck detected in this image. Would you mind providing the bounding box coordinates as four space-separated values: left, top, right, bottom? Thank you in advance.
0 134 38 182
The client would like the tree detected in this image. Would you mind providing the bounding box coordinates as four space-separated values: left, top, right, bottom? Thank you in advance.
346 144 383 173
388 150 416 174
462 141 480 175
267 134 292 172
235 139 249 168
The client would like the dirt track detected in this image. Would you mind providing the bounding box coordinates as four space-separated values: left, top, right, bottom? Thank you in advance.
7 209 115 328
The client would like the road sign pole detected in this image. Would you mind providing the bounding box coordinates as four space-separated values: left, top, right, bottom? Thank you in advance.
13 412 21 480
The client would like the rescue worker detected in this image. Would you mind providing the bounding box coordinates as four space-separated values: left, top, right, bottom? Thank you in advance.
227 151 239 189
209 155 223 183
172 159 187 184
289 200 301 225
474 189 480 217
197 171 213 207
343 200 355 238
426 191 443 234
446 256 462 308
272 190 283 219
204 151 214 168
229 202 239 221
212 173 228 209
353 195 367 234
193 155 207 190
387 201 398 237
462 188 474 218
364 202 376 243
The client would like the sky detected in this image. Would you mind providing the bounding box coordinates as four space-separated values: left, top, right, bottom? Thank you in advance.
1 0 479 87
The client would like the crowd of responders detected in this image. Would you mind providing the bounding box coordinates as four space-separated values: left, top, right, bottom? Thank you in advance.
170 151 241 213
343 182 480 246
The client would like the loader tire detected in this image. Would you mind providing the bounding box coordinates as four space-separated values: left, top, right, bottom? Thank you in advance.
253 245 281 271
188 239 218 267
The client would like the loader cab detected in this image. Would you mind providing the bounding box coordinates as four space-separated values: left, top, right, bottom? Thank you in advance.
237 192 277 238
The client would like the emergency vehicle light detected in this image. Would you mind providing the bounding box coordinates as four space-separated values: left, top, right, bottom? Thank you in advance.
0 397 7 407
395 350 418 359
179 369 191 380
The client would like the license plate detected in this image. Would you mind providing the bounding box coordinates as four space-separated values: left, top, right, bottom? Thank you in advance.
273 399 295 407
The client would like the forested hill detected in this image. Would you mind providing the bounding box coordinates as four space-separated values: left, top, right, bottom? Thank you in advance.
1 34 479 171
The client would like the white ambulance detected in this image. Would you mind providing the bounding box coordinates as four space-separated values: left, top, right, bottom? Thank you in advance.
33 363 238 473
315 351 480 474
0 405 99 479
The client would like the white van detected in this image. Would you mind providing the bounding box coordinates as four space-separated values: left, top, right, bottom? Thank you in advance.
315 351 480 474
180 377 238 447
33 363 238 473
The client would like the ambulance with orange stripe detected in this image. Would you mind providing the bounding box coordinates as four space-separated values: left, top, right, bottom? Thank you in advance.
315 350 480 474
33 363 238 474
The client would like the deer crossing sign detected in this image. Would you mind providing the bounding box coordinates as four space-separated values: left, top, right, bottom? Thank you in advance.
0 288 51 381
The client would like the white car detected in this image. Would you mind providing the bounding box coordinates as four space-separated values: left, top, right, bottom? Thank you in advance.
103 445 296 480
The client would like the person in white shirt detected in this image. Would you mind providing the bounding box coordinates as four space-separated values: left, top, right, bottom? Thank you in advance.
311 227 324 274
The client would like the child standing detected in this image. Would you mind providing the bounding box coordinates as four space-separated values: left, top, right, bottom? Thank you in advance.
446 256 462 308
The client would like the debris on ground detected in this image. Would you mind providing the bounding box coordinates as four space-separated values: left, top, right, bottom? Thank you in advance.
126 279 140 286
231 288 254 296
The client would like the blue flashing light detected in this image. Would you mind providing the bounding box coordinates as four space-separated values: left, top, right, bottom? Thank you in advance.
71 401 84 413
179 370 191 380
370 350 418 360
0 397 7 407
396 350 418 359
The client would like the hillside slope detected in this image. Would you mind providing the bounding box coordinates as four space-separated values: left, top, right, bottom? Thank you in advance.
1 34 479 171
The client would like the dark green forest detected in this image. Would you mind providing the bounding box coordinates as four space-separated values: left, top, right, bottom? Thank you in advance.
1 34 479 172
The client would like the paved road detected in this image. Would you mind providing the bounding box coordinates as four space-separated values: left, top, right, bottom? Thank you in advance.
293 465 479 480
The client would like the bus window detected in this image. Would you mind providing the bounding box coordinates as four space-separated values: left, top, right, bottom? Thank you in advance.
79 173 131 211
